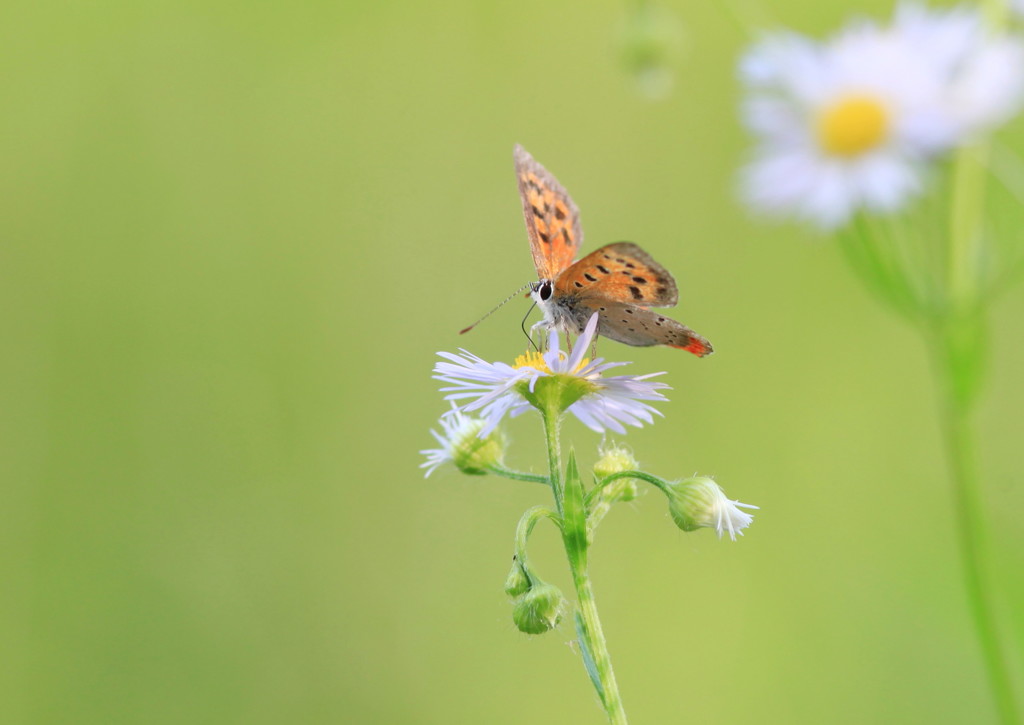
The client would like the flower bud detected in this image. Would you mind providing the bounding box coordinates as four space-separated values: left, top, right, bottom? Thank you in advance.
503 558 531 598
512 583 565 635
667 476 758 541
592 443 641 503
421 407 505 478
453 427 505 476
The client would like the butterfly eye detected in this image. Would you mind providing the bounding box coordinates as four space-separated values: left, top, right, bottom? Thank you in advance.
538 281 553 301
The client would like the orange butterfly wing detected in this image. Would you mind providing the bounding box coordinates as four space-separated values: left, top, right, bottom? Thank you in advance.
553 242 678 307
554 242 712 356
514 145 583 280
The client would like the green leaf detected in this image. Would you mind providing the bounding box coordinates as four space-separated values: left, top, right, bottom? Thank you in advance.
561 450 588 560
574 611 605 707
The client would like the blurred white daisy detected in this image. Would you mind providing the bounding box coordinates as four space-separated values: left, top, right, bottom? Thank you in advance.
434 314 670 436
420 404 504 478
892 4 1024 136
739 3 1024 229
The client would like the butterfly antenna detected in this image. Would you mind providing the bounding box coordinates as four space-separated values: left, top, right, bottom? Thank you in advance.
459 282 533 335
521 300 539 351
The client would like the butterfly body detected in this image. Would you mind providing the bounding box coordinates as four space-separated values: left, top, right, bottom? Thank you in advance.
515 145 713 357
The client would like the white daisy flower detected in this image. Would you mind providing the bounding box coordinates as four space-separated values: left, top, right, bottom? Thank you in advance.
419 404 504 478
892 3 1024 137
668 477 758 541
433 314 670 436
433 351 538 438
739 3 1024 229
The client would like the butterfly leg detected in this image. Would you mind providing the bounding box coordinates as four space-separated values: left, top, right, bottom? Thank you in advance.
529 321 550 351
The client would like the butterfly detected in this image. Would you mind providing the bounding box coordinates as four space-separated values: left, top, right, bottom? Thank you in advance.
514 144 713 356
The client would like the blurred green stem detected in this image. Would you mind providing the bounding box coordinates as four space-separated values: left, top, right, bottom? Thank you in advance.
951 2 1018 713
541 404 627 724
949 144 987 307
943 129 1018 723
932 326 1018 725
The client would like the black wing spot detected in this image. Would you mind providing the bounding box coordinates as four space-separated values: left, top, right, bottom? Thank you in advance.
621 270 631 276
629 286 643 300
658 317 666 321
625 308 633 314
539 232 550 244
625 262 635 269
603 254 611 259
596 265 610 274
656 287 667 295
628 327 635 332
599 306 606 311
632 276 647 284
531 205 544 219
574 281 583 288
656 276 668 285
527 179 542 193
584 273 597 282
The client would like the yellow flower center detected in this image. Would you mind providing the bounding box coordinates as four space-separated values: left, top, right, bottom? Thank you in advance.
816 95 890 157
513 350 550 373
512 350 590 375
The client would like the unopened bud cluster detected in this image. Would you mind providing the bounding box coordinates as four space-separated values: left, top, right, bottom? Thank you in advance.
504 558 565 635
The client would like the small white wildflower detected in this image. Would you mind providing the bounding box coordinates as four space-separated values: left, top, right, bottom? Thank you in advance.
433 314 670 436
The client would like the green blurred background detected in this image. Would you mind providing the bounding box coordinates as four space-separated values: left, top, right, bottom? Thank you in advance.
4 1 1023 722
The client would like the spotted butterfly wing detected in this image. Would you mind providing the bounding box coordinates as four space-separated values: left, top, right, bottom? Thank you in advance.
588 300 713 355
514 145 583 280
553 242 678 307
554 242 712 356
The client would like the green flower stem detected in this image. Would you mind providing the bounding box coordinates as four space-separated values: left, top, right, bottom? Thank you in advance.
540 403 627 724
514 505 560 582
542 403 565 516
949 143 987 308
587 470 670 505
941 35 1019 711
933 341 1018 725
569 548 626 724
488 464 550 485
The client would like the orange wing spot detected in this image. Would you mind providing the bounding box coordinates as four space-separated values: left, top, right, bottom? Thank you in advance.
670 339 713 357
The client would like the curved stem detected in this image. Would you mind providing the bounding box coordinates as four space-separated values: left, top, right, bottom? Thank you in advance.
514 506 560 565
488 464 550 485
933 334 1019 725
587 470 671 506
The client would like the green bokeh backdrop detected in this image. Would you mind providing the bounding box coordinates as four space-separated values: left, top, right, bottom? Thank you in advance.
4 1 1023 723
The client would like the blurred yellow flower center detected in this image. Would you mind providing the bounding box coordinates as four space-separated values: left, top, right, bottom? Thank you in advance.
816 95 889 157
512 350 590 375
